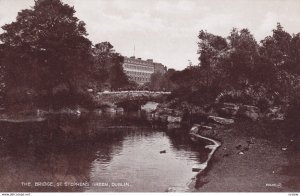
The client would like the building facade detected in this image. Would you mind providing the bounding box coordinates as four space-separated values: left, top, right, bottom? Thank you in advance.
123 56 167 85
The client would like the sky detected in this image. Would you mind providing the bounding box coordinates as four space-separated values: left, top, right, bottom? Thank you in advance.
0 0 300 70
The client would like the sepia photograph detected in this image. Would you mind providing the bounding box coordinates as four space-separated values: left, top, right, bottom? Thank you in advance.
0 0 299 194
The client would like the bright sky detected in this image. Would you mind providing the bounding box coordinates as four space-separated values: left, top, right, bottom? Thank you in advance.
0 0 300 70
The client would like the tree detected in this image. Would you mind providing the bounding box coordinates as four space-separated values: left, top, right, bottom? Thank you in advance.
198 30 228 89
92 42 129 91
198 30 228 69
149 72 164 90
197 28 261 89
109 54 129 90
290 33 300 74
163 69 176 91
226 28 260 87
170 66 201 90
260 23 292 70
0 44 5 105
166 30 230 105
258 24 300 101
0 0 93 109
92 42 113 89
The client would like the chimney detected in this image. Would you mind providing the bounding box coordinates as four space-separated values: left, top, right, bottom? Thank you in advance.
147 59 153 62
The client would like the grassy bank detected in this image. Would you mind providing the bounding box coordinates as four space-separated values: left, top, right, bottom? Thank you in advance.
192 119 299 192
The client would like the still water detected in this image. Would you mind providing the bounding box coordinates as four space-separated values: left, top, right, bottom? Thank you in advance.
0 111 209 192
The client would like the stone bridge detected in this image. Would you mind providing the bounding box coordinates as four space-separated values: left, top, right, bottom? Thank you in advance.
95 91 171 108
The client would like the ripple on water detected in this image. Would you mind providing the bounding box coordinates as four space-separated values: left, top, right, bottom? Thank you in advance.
88 128 209 192
0 114 210 192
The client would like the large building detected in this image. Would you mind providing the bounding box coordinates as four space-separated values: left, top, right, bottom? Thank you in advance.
123 56 167 85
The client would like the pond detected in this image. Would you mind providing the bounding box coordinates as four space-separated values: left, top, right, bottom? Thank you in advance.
0 111 210 192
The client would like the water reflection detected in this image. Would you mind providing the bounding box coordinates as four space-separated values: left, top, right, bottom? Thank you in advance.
0 111 209 192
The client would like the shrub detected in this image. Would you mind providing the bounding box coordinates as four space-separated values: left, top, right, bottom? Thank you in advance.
216 84 274 111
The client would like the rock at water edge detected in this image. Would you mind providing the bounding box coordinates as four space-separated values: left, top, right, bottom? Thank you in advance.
208 115 234 125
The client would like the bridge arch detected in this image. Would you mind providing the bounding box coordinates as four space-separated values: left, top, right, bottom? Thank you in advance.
96 91 171 110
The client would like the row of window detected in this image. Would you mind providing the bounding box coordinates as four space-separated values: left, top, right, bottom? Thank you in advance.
125 60 152 66
123 64 154 71
125 70 152 77
130 77 150 83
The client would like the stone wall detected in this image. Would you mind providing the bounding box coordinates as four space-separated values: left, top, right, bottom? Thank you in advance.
96 91 171 107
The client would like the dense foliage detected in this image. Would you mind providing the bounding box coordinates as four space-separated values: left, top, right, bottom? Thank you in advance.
0 0 299 117
92 42 130 91
0 44 4 106
147 69 176 91
0 0 129 110
0 0 94 109
171 23 300 115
